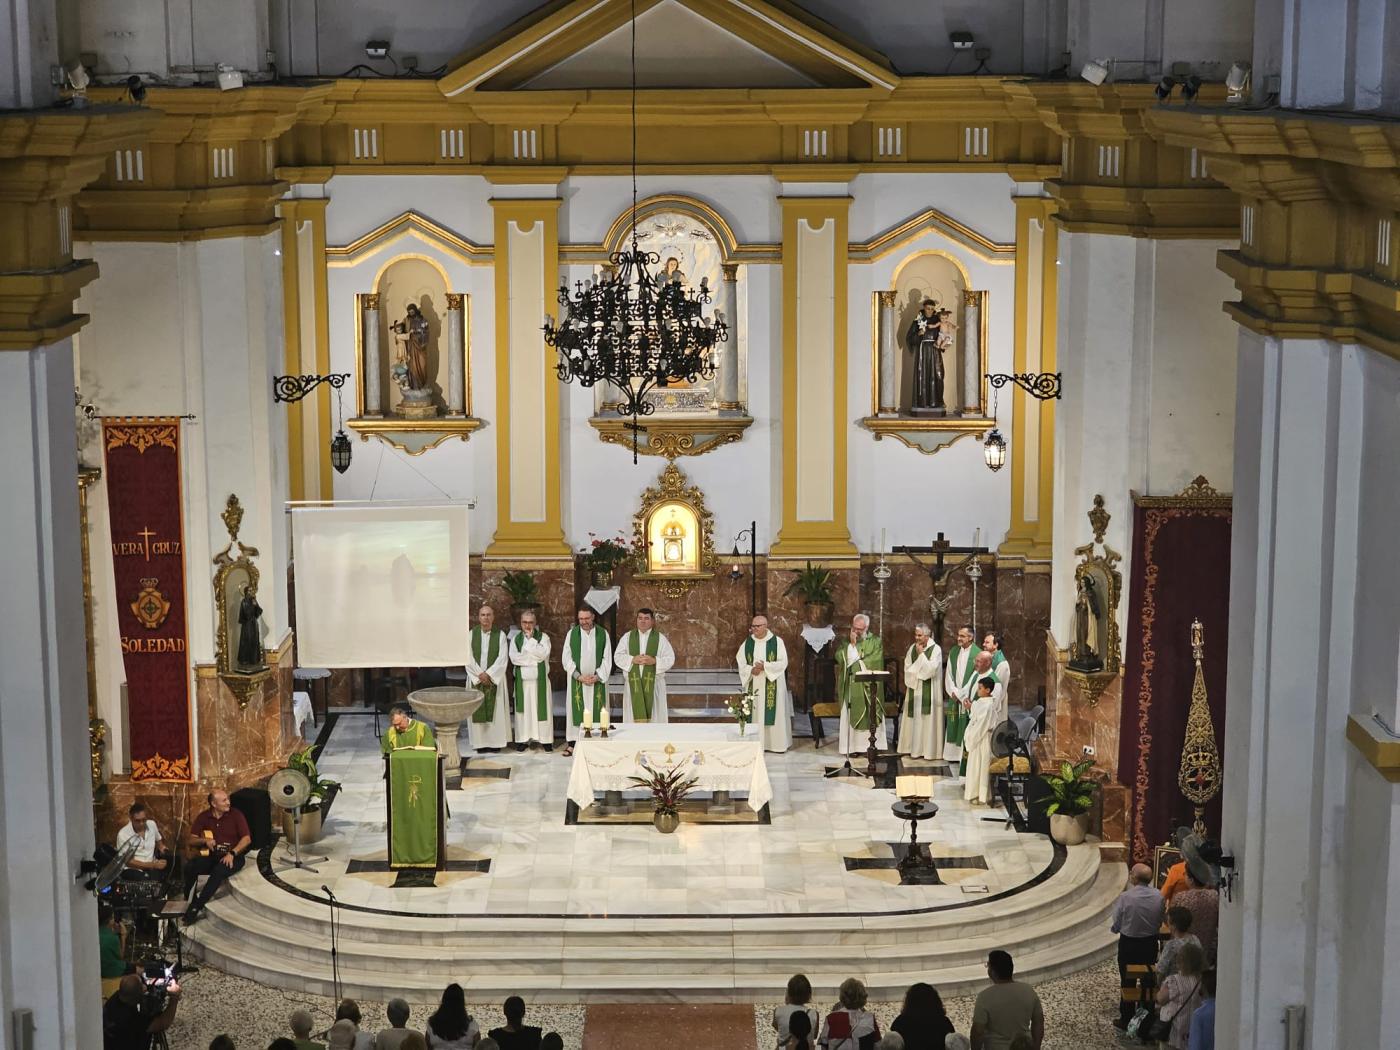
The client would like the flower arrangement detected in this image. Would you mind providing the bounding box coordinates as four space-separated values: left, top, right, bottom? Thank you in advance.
724 685 756 735
627 765 699 818
580 532 641 572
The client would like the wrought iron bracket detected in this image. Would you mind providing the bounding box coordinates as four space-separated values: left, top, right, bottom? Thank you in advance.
273 373 352 404
986 372 1062 400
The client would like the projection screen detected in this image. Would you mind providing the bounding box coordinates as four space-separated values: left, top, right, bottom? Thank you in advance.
291 503 470 668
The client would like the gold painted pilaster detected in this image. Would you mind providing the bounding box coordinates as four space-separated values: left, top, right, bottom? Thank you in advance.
282 199 331 499
771 195 856 559
999 197 1057 564
486 197 569 559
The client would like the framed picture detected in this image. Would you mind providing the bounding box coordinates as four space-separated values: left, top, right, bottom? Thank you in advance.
1153 844 1183 888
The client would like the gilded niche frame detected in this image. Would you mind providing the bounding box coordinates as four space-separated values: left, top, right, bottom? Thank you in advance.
1065 494 1123 706
212 494 272 706
630 462 717 599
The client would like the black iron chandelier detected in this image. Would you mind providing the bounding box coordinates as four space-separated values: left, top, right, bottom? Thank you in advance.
541 0 727 462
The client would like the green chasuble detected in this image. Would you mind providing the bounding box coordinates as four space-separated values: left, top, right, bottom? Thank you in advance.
381 720 439 868
625 629 662 720
744 635 779 726
513 629 550 721
945 645 978 750
469 627 504 723
834 634 885 730
568 627 609 724
905 643 937 716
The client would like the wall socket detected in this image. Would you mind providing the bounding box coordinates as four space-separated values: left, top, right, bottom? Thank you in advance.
1082 745 1096 757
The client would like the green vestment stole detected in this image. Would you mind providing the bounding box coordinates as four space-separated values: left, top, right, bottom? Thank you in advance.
835 635 885 730
625 629 662 721
945 645 978 748
513 629 550 721
744 635 779 726
905 643 937 716
469 627 504 723
568 627 608 724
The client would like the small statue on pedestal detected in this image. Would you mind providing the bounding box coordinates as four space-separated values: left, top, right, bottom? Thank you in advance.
1069 574 1104 672
389 302 438 419
906 298 946 415
236 584 266 672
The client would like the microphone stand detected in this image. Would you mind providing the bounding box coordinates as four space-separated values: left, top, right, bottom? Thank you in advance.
321 885 341 1004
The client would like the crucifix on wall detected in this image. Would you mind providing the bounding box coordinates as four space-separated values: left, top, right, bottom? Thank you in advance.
893 531 991 644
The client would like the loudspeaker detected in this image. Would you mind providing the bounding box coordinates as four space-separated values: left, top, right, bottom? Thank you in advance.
1023 774 1053 836
230 786 273 848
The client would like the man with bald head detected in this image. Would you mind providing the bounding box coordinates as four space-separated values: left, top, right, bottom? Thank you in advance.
465 603 511 752
1111 863 1166 1029
182 788 251 925
834 613 885 755
103 971 181 1049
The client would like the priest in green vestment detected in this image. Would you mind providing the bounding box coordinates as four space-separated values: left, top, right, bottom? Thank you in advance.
381 705 440 869
561 607 612 756
897 622 944 761
614 607 675 724
943 624 978 765
833 613 886 754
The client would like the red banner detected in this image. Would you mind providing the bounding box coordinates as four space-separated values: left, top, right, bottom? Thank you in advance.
102 418 192 782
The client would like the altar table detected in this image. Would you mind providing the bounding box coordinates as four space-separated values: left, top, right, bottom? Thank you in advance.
566 723 772 812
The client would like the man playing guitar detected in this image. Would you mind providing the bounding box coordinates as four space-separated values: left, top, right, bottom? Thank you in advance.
182 789 251 925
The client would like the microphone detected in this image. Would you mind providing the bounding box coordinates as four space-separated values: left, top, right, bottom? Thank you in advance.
321 884 336 900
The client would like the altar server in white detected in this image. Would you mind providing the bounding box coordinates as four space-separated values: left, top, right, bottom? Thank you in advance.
614 607 675 724
465 604 511 752
509 609 553 750
736 613 791 752
898 623 944 760
561 607 612 756
943 624 978 766
962 674 1001 805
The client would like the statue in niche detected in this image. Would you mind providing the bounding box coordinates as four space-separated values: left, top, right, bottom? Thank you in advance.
1069 574 1104 672
236 584 266 671
389 302 438 418
906 298 946 415
661 256 688 288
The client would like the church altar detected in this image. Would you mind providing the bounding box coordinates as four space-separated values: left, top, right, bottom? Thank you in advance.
566 723 772 812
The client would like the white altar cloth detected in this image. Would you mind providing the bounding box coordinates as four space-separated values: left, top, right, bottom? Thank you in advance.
566 723 772 812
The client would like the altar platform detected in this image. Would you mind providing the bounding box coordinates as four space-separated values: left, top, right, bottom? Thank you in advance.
185 715 1121 1003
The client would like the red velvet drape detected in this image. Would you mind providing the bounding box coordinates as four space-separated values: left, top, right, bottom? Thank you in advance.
1119 503 1231 862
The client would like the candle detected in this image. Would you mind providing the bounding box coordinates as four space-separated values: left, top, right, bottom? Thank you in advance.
881 528 887 554
974 527 980 549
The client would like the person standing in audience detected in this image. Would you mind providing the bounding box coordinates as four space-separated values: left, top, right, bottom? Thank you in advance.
773 973 820 1049
425 983 479 1049
1188 969 1216 1050
970 951 1043 1050
289 1009 325 1050
334 1000 373 1050
1174 866 1220 966
539 1037 562 1050
1154 942 1206 1049
891 982 955 1049
374 999 414 1050
209 1037 236 1050
818 977 880 1049
487 996 541 1050
328 1021 358 1050
1156 907 1201 979
1111 863 1164 1030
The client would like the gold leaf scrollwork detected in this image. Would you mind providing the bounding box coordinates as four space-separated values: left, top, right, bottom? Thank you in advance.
1177 618 1222 836
105 423 178 454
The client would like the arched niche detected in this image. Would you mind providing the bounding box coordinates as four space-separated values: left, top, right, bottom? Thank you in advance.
374 255 450 415
891 250 968 413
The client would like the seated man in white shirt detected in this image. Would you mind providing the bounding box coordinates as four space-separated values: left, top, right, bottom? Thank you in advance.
115 802 168 881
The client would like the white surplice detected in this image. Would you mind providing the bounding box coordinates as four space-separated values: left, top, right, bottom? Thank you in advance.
838 640 888 755
614 629 674 724
942 642 978 764
508 630 553 744
561 626 612 742
464 628 510 750
962 693 1000 804
897 642 944 761
736 632 792 753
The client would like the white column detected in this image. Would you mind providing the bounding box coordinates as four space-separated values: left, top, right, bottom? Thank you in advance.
877 289 898 415
362 292 382 416
1219 331 1400 1050
718 263 741 409
961 289 983 414
0 340 103 1050
446 292 465 415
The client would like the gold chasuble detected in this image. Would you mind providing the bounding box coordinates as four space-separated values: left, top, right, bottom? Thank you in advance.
381 720 439 869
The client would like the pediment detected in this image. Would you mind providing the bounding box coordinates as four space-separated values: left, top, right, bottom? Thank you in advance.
440 0 896 95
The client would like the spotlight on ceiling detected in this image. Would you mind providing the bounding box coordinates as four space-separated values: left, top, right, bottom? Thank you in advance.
1181 75 1202 102
1226 62 1251 101
950 31 975 51
125 74 146 104
1155 75 1177 101
365 40 390 60
1080 60 1110 86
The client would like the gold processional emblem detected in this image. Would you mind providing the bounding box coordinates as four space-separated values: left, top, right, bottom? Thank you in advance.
131 577 171 630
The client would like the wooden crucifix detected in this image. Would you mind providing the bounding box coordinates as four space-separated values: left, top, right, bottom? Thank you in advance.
892 531 991 645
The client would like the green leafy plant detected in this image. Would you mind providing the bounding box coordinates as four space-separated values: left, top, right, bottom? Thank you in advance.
627 765 699 817
501 569 540 606
288 745 339 809
784 560 834 604
1037 758 1097 817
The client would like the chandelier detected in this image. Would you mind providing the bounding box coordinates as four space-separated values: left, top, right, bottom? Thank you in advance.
541 0 727 461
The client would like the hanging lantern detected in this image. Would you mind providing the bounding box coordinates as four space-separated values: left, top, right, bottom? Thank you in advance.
330 430 352 474
983 427 1007 471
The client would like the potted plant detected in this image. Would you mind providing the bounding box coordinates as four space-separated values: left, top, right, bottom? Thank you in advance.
784 561 835 626
282 745 340 844
501 569 541 621
627 765 698 834
581 532 635 589
1037 758 1097 845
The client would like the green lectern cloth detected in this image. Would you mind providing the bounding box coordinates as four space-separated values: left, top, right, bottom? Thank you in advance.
387 746 438 868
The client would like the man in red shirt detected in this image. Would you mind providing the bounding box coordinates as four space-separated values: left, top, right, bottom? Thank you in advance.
183 789 251 925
